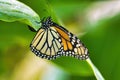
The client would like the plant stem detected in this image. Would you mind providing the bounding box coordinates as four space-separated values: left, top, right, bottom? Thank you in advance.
86 58 105 80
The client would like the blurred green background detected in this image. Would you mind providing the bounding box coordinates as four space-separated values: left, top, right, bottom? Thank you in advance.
0 0 120 80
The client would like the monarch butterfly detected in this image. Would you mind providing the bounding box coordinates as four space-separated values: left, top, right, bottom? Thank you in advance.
30 17 89 60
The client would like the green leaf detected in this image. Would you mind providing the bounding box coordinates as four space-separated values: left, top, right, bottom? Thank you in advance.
87 58 104 80
0 0 40 31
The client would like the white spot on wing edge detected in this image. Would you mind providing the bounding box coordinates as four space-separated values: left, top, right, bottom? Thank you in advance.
74 48 77 53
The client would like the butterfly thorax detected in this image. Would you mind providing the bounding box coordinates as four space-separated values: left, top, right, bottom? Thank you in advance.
41 17 53 29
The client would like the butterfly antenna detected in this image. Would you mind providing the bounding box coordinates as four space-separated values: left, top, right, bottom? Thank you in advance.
41 17 46 23
46 16 52 22
45 16 52 25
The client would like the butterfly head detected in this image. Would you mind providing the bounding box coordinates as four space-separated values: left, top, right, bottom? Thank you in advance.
41 17 53 28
